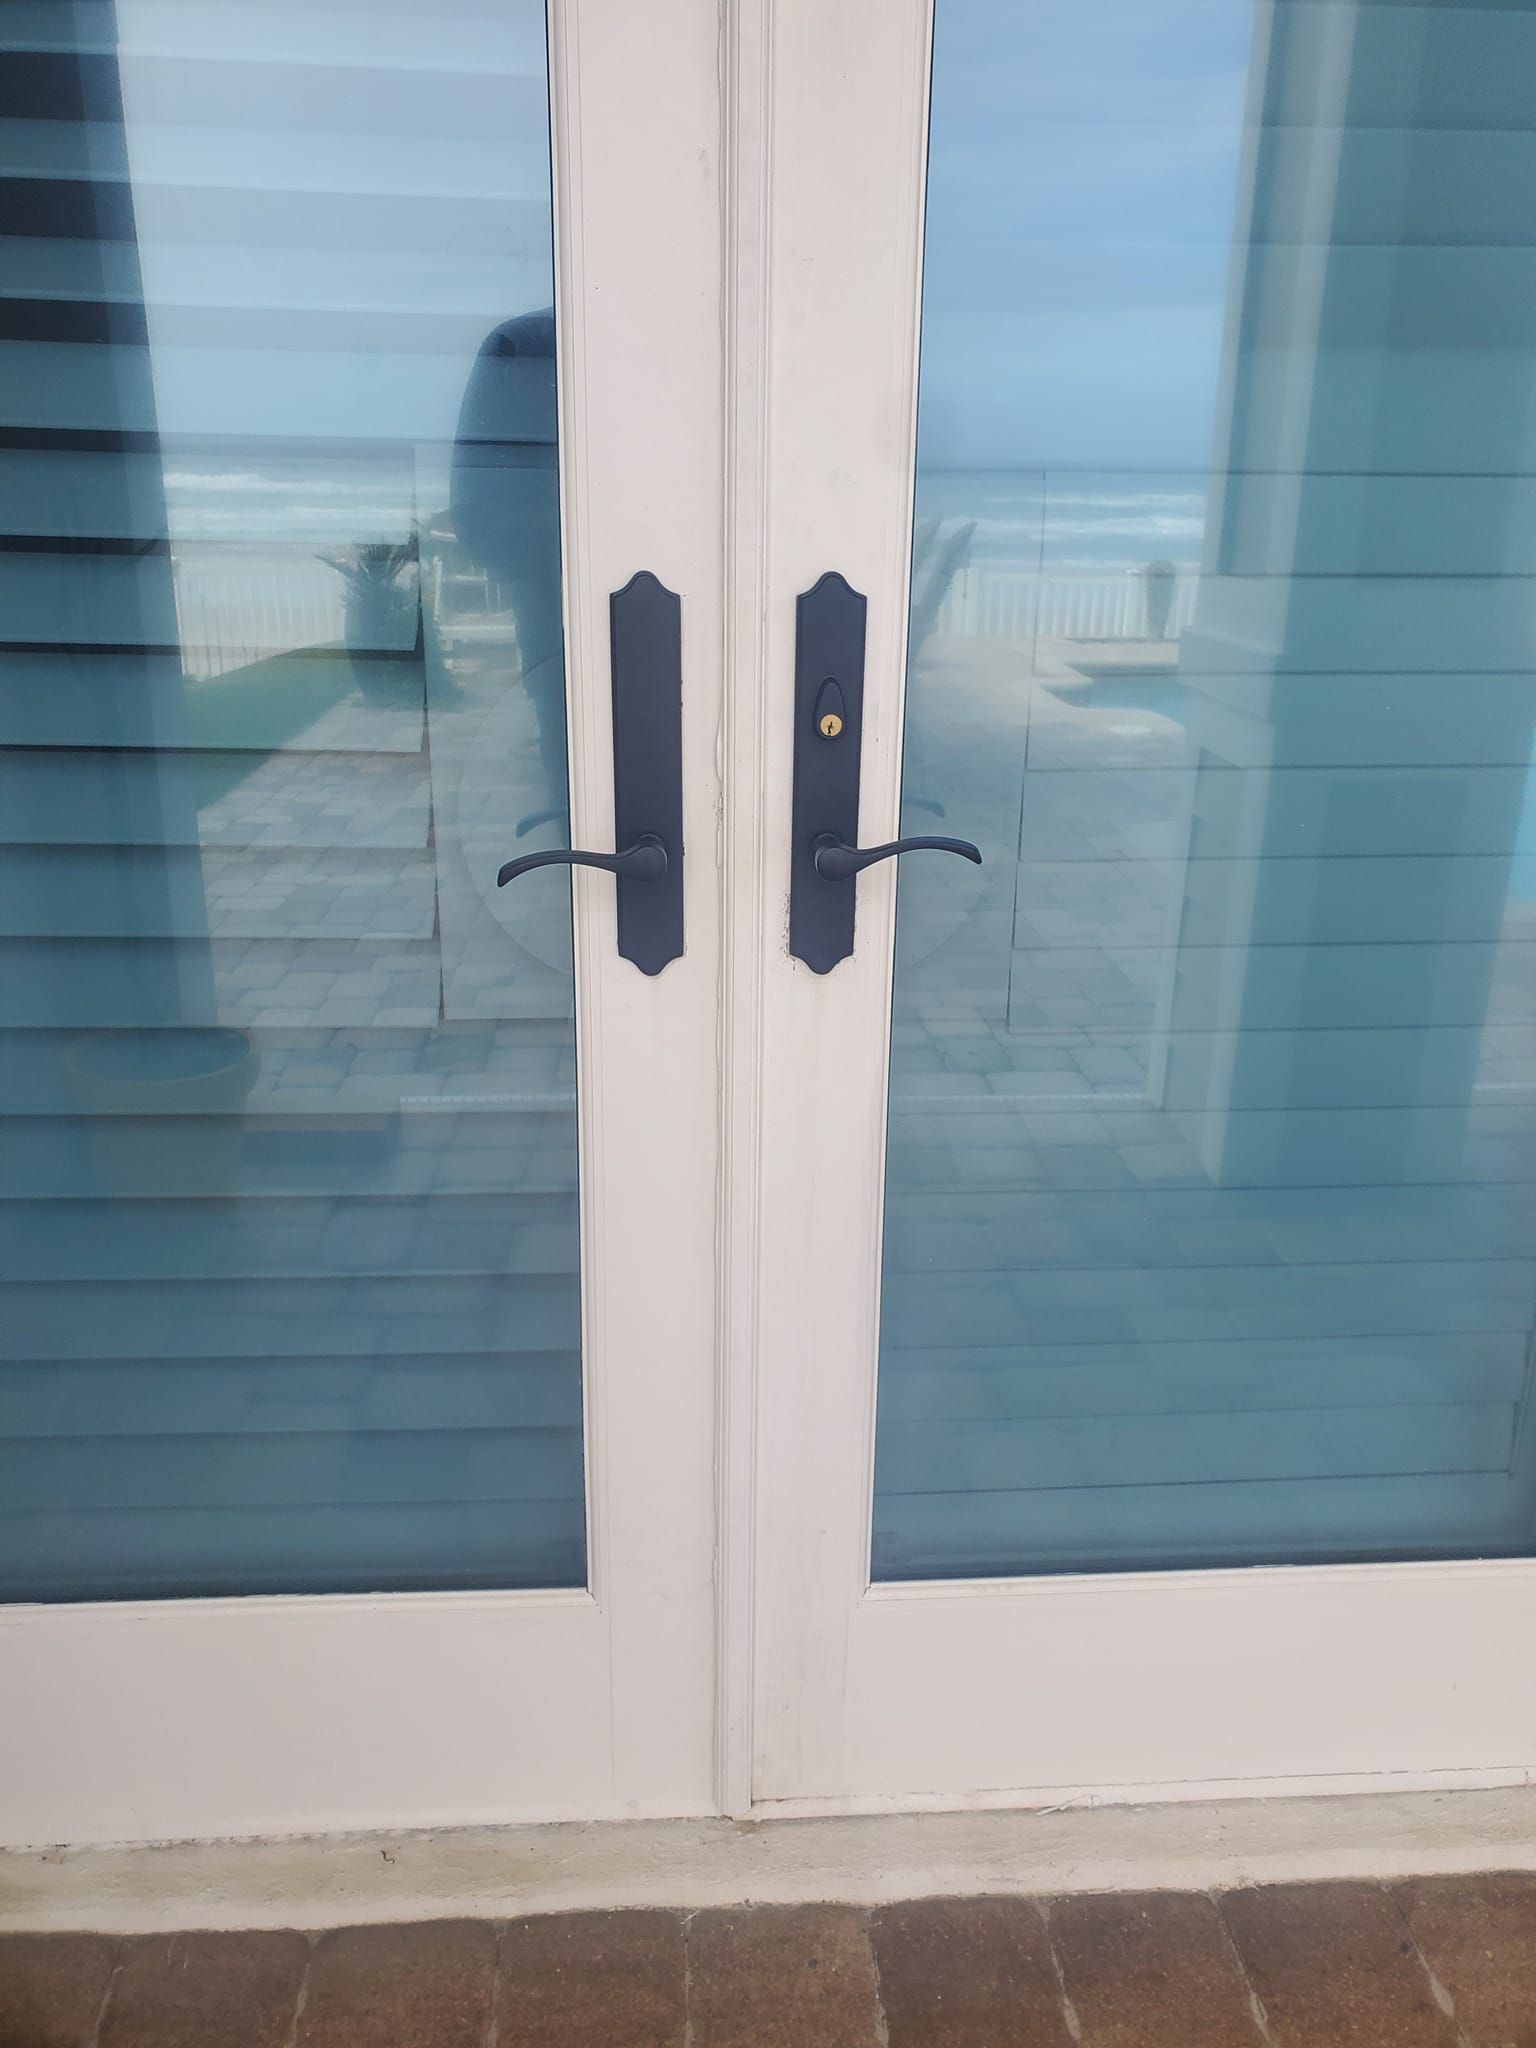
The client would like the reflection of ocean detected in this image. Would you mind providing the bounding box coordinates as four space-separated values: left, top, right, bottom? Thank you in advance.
918 469 1206 642
162 463 415 544
161 460 421 678
916 468 1207 573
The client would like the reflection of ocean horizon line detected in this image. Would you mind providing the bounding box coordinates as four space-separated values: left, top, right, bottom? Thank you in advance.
916 464 1212 478
919 481 1206 504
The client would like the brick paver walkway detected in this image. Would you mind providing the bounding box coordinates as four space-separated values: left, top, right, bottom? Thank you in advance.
4 1876 1535 2046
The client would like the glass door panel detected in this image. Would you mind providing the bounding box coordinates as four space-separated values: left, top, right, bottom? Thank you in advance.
0 0 585 1599
873 0 1536 1581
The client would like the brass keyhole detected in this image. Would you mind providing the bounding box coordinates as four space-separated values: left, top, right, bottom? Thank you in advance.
819 711 844 739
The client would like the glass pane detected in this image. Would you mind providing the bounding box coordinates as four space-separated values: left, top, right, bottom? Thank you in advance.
874 0 1536 1578
0 0 585 1598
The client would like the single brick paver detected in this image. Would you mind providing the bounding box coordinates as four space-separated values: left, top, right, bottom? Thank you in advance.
0 1933 117 2048
1222 1882 1460 2048
498 1909 686 2047
871 1896 1073 2048
100 1931 308 2048
297 1920 497 2048
1395 1872 1536 2048
1050 1890 1262 2048
687 1904 881 2048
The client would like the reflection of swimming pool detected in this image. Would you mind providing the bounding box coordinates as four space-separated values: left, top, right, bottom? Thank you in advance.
1047 671 1188 724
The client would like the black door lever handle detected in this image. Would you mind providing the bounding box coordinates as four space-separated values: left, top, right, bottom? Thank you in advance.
812 832 981 881
498 834 667 888
789 572 982 971
492 572 683 974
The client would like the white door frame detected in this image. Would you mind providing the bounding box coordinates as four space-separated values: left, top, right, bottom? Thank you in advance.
739 0 1536 1817
0 0 726 1850
12 0 1536 1857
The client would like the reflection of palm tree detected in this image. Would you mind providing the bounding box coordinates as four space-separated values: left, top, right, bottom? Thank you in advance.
319 540 423 708
319 541 421 703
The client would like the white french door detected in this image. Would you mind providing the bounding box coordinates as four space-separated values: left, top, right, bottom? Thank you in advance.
0 0 725 1846
9 0 1536 1856
744 0 1536 1813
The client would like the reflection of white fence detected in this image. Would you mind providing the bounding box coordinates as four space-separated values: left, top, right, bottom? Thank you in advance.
172 560 345 679
171 550 1200 680
935 568 1200 643
170 549 508 680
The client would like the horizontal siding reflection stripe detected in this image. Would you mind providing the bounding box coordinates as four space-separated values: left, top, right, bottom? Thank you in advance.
0 1499 586 1603
0 1352 583 1436
0 1427 584 1512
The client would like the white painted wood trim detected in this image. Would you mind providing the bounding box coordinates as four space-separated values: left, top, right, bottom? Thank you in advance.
747 0 940 1809
713 0 776 1825
8 1787 1536 1933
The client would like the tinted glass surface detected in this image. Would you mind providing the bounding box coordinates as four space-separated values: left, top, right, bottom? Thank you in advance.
0 0 585 1598
874 0 1536 1579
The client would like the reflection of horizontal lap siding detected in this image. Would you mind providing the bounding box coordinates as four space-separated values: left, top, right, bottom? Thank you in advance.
878 1334 1528 1417
877 1405 1516 1495
0 1108 580 1199
1 748 430 846
3 1427 584 1513
3 1273 583 1360
0 650 428 751
1 1352 583 1436
1015 769 1534 852
0 845 438 939
871 1474 1526 1580
0 939 444 1026
882 1183 1536 1266
0 52 551 136
3 1500 585 1603
0 1192 580 1280
894 1024 1535 1111
881 1260 1536 1338
0 301 552 354
0 10 584 1602
0 448 422 545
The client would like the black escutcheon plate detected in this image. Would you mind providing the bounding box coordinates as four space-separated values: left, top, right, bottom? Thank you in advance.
788 571 868 972
610 571 684 973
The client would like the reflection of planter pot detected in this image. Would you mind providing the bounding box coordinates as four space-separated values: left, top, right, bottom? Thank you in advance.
65 1028 260 1196
345 595 422 708
350 647 427 709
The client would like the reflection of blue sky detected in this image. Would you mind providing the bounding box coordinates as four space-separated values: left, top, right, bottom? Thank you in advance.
114 0 553 449
917 0 1254 471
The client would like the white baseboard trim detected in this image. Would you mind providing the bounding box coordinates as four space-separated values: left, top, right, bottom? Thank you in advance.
6 1785 1536 1932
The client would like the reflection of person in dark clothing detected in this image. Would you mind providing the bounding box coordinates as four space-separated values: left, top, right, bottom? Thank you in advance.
450 310 568 828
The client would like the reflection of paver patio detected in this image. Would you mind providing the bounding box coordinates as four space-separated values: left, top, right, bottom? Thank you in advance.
877 629 1536 1580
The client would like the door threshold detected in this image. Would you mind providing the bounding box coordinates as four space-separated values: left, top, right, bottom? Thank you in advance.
6 1784 1536 1933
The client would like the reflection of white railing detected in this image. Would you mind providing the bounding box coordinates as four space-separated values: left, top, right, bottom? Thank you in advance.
170 550 509 680
171 549 1200 680
172 561 345 679
935 568 1200 642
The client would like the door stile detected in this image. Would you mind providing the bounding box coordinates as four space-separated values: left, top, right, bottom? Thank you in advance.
746 0 938 1808
714 0 778 1820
